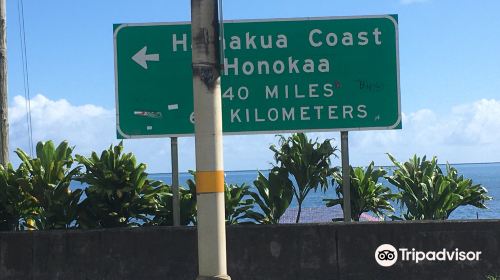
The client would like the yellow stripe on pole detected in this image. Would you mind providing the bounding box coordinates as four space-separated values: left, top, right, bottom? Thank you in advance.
196 171 225 193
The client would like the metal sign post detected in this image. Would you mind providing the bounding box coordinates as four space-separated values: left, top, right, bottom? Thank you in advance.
170 137 180 226
341 131 352 222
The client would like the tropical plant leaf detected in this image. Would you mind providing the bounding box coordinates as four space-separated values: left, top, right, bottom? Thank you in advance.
76 141 166 228
328 161 397 221
245 168 293 224
387 154 491 220
271 133 338 223
13 141 82 230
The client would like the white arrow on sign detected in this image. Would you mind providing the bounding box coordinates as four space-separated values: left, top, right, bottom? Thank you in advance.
132 46 160 69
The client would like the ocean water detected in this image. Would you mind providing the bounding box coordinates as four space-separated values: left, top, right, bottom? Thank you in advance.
149 162 500 221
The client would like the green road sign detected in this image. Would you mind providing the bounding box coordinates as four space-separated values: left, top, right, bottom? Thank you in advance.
114 15 400 138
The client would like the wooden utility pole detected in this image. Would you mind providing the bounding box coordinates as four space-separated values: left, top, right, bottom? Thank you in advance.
0 0 8 166
191 0 230 279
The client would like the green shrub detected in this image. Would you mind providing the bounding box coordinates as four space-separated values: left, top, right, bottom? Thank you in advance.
150 176 197 226
15 141 82 230
325 162 398 221
245 169 293 224
224 183 254 224
0 163 36 230
155 171 254 226
270 133 338 223
76 142 166 228
387 154 491 220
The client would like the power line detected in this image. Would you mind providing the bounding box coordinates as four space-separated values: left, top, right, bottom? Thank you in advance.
17 0 34 156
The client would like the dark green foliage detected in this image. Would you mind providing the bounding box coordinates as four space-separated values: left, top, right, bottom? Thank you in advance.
150 175 197 226
75 142 166 228
270 133 338 223
180 173 198 225
0 136 495 231
324 162 399 221
225 183 254 225
15 141 83 230
387 154 491 220
0 164 35 230
246 169 293 224
445 164 491 210
154 171 255 226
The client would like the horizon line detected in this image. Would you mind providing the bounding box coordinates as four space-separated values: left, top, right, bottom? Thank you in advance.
150 161 500 175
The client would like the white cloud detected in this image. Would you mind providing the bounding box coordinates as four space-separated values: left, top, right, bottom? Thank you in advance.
8 95 500 173
9 94 116 160
8 94 176 173
347 99 500 166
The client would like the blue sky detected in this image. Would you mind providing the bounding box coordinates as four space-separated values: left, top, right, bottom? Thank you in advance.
5 0 500 172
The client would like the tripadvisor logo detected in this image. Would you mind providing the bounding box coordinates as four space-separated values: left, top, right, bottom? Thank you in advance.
374 244 482 267
375 244 398 267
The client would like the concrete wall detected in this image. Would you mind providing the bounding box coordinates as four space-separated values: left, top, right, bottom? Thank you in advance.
0 220 499 280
